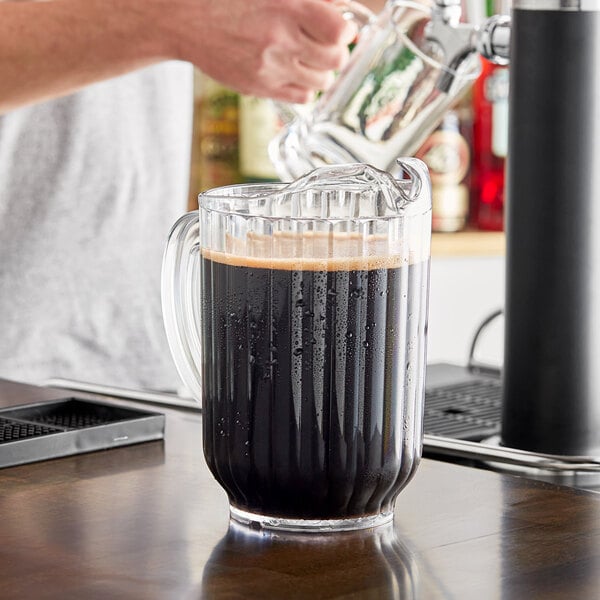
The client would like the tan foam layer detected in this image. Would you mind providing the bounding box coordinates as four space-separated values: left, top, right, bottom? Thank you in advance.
202 231 411 271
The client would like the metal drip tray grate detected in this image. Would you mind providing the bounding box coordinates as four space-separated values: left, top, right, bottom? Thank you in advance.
0 398 164 468
0 417 61 442
424 379 502 441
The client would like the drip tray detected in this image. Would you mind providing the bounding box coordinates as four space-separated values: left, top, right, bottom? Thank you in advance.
0 397 164 469
423 364 600 491
424 378 502 440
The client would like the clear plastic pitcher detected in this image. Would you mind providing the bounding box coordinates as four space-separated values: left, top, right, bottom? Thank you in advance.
161 160 431 532
270 0 484 180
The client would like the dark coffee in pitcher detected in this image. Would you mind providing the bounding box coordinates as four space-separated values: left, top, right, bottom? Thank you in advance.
200 233 428 522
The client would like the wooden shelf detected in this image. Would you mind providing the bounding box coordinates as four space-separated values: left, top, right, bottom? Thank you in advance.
431 229 505 257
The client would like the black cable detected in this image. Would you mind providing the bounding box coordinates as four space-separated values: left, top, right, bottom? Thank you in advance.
467 308 503 374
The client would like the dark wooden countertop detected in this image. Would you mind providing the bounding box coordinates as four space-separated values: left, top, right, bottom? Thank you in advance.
1 378 599 599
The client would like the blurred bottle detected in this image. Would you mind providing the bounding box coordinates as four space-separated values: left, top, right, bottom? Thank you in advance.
470 0 510 231
239 96 281 183
188 70 241 208
416 92 473 233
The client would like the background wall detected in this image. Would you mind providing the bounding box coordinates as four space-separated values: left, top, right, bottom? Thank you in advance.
427 254 505 369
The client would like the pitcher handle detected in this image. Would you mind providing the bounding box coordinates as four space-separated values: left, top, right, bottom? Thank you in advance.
161 210 203 403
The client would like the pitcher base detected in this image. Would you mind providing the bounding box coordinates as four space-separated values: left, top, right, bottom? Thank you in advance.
229 506 394 533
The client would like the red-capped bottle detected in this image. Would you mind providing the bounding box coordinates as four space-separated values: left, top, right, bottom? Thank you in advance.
470 1 510 231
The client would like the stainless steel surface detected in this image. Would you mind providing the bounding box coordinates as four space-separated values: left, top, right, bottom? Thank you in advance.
44 378 200 410
427 2 512 87
432 0 462 25
0 397 165 469
476 14 511 64
424 434 600 472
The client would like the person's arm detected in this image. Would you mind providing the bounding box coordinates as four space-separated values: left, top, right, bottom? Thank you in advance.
0 0 356 113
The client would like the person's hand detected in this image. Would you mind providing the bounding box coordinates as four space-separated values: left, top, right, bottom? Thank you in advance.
166 0 358 103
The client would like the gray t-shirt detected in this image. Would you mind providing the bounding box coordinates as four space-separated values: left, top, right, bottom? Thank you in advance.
0 61 193 391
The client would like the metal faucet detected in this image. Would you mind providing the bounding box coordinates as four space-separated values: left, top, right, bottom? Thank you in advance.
425 0 511 91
